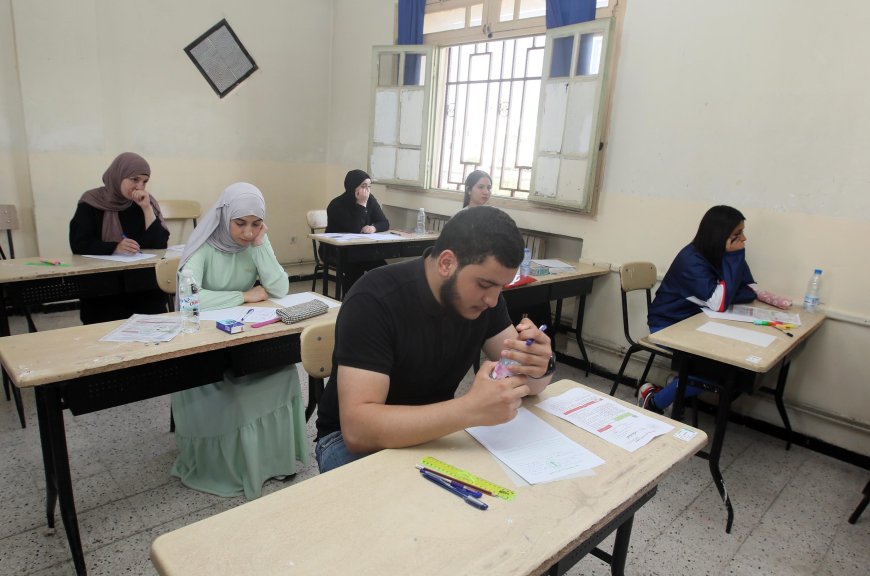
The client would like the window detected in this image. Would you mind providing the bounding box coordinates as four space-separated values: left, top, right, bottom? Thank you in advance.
369 0 616 212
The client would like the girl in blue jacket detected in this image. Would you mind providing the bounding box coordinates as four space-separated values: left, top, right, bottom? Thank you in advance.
640 205 757 413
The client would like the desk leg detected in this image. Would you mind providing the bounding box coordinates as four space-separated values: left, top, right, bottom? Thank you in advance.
335 252 345 301
36 386 87 575
774 359 793 450
572 295 590 377
6 369 25 427
709 370 736 534
609 514 634 576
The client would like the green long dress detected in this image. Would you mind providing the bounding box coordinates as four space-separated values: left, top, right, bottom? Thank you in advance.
170 237 309 499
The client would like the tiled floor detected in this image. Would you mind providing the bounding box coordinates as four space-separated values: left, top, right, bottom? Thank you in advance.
1 284 868 575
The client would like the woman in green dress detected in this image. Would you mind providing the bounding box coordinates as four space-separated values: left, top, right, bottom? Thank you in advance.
170 182 309 499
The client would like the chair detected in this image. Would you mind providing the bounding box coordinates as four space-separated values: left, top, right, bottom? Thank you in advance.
306 210 337 296
159 200 200 242
155 257 180 431
155 258 180 312
849 478 869 524
0 204 19 259
608 262 673 397
300 317 336 422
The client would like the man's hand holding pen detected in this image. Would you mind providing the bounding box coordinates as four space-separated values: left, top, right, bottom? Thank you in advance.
504 320 554 380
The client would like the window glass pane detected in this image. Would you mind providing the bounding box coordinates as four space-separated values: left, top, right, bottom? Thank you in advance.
549 36 573 78
499 0 515 22
469 4 483 27
518 0 545 19
378 53 400 86
575 33 603 76
424 7 466 34
403 54 427 86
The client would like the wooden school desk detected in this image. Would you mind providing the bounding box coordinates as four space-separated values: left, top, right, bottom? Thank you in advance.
150 379 707 576
503 263 610 371
0 250 168 427
648 307 825 533
310 231 438 299
0 307 339 576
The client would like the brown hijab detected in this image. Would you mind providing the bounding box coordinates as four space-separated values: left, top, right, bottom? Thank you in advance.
78 152 168 242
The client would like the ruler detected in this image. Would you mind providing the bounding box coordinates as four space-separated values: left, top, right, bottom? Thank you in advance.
420 456 516 501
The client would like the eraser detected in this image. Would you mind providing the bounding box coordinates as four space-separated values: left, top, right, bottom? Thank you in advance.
216 319 245 334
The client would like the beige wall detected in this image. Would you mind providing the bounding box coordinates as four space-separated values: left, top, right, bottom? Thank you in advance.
3 0 868 454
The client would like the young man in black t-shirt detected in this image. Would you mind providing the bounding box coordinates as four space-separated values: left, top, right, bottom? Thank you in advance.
315 206 556 473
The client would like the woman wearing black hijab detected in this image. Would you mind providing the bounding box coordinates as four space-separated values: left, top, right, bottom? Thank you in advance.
321 169 390 294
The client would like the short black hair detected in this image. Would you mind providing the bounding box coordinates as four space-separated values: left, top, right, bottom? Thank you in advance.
692 205 746 267
432 206 524 269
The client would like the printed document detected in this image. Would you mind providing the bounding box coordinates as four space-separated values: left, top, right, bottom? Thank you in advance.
537 388 673 452
83 253 156 262
697 321 776 347
100 314 182 343
466 408 604 484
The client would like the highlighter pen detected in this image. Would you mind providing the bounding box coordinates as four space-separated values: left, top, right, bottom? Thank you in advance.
526 323 548 346
40 258 62 266
419 469 488 511
753 319 782 326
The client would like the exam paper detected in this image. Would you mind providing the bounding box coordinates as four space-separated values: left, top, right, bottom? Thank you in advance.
531 259 576 271
466 408 604 485
536 388 673 452
199 307 278 323
318 232 397 242
83 253 156 262
100 314 182 343
702 305 801 326
697 321 776 347
270 292 340 309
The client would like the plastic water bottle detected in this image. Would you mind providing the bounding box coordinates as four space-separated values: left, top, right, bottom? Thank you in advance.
803 269 822 313
415 208 426 234
490 357 520 379
179 268 200 333
520 247 531 277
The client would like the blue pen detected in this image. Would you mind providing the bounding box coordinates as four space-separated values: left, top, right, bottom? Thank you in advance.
240 308 255 322
419 469 488 510
526 323 548 346
450 480 483 498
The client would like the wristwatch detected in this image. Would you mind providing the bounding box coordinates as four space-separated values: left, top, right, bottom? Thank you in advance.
531 354 556 379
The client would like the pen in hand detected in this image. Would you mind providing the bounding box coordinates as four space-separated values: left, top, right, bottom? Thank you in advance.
526 323 547 346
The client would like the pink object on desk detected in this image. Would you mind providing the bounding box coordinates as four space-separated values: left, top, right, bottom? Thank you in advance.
756 290 792 310
251 318 280 328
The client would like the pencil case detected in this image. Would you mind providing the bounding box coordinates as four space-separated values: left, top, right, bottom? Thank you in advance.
275 299 329 324
756 290 792 310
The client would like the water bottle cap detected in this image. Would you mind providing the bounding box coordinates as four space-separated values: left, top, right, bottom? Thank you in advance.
814 268 822 274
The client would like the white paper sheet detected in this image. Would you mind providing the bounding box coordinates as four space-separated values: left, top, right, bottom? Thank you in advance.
317 232 398 242
702 306 801 326
536 388 674 452
465 408 604 485
697 321 776 347
83 253 156 262
270 292 340 309
531 259 576 270
99 314 182 343
199 307 278 323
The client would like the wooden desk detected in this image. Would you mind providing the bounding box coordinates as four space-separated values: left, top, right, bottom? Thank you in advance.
0 308 339 576
503 263 610 371
151 379 706 576
648 307 825 532
310 231 438 299
0 250 169 426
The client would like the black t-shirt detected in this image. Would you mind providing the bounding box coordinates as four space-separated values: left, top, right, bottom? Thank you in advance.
315 255 512 439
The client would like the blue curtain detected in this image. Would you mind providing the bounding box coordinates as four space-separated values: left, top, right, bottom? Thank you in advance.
546 0 597 77
398 0 425 85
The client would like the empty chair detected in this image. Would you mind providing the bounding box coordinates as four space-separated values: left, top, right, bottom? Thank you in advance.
306 210 337 297
159 199 201 242
0 204 19 259
608 262 673 397
300 317 336 422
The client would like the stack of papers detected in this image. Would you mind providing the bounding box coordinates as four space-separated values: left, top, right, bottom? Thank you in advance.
532 259 576 273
